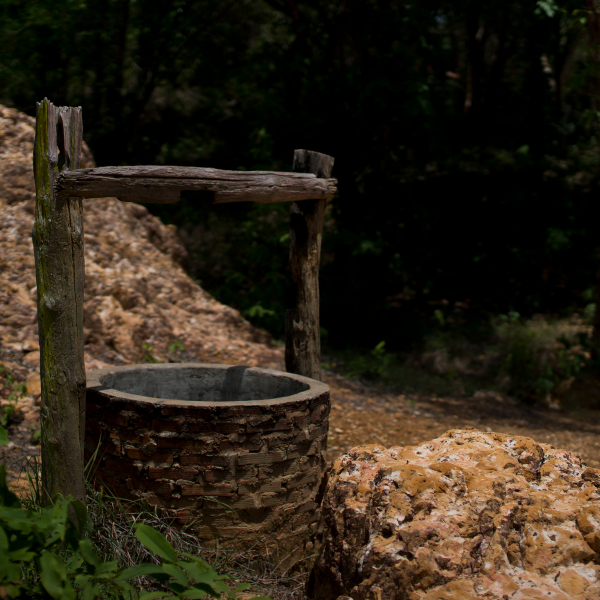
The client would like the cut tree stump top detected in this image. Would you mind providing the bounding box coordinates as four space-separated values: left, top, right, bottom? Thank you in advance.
55 165 338 205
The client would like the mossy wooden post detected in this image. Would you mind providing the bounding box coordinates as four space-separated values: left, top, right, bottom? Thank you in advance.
285 149 334 381
32 99 86 504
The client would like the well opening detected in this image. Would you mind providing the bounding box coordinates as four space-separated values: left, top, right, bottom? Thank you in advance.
98 364 310 402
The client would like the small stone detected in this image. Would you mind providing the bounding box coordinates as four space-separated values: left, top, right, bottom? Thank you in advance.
22 351 40 366
21 339 39 352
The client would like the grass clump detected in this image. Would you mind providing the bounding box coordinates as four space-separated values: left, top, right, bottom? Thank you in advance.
82 480 300 599
0 428 274 600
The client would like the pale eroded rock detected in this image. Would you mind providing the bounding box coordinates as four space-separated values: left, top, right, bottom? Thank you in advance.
308 427 600 600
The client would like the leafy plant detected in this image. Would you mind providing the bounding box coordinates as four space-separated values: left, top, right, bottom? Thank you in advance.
29 426 41 446
142 344 161 364
167 340 185 354
0 426 271 600
337 341 395 381
0 364 26 427
493 313 591 403
244 305 276 321
169 201 292 338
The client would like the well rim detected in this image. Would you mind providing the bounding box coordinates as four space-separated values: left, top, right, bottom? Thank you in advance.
86 362 329 408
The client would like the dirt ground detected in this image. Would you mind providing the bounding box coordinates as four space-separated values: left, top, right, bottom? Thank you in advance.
3 368 600 599
323 371 600 469
4 368 600 491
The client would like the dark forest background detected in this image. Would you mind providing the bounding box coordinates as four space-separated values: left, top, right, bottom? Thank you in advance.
4 0 600 361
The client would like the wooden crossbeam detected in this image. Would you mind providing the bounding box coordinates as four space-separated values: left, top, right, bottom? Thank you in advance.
55 165 337 205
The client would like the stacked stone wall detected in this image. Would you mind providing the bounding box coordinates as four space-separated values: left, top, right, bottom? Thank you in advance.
85 383 330 566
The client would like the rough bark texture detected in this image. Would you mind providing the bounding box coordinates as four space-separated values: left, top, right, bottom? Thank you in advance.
285 150 334 381
32 99 86 504
309 428 600 600
55 165 337 205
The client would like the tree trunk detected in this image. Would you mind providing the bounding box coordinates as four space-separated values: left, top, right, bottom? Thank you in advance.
32 99 86 505
584 1 600 359
285 150 334 381
586 0 600 109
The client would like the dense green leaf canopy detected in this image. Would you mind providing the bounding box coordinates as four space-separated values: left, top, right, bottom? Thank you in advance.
2 0 600 348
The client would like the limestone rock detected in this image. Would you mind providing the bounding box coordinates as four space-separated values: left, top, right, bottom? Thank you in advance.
0 103 283 378
308 427 600 600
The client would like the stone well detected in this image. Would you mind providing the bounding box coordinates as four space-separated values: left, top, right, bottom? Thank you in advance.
85 363 330 564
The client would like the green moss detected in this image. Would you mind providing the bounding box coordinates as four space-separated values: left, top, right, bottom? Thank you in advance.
32 99 69 502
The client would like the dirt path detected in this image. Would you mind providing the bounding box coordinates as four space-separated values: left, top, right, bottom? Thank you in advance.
323 371 600 468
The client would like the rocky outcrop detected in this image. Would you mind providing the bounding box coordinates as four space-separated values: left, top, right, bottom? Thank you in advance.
309 427 600 600
0 103 283 386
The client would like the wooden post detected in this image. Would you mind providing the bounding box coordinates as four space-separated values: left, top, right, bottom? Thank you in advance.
32 99 86 504
285 150 334 381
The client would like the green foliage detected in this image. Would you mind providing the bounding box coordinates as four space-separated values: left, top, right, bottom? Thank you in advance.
141 344 160 364
3 0 600 352
493 313 591 403
324 311 596 406
343 341 393 380
323 342 462 397
244 305 276 320
160 200 292 336
329 341 404 384
0 428 270 600
536 0 559 18
0 0 275 168
29 426 41 446
400 312 593 403
585 303 596 321
0 365 26 427
167 340 185 354
432 310 445 328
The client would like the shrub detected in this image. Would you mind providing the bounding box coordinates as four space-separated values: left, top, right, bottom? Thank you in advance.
344 341 393 380
493 312 591 403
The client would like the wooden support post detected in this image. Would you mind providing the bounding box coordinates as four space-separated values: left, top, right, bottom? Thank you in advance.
285 150 335 381
32 99 86 504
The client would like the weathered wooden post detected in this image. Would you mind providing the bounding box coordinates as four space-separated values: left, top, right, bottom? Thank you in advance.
32 99 86 504
285 149 335 381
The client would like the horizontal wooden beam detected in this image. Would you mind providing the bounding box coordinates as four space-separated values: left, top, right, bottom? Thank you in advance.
55 165 338 205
